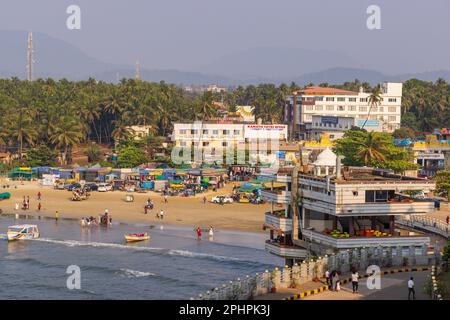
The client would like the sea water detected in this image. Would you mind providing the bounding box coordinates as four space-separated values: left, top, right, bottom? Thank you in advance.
0 217 281 299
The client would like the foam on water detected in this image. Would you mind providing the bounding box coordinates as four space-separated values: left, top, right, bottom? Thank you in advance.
119 268 156 278
33 238 243 263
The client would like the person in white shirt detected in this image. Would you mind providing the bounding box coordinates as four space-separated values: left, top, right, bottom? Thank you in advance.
160 210 164 220
351 271 359 293
408 277 415 300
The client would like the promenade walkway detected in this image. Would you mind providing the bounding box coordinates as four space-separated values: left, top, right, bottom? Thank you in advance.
303 271 430 300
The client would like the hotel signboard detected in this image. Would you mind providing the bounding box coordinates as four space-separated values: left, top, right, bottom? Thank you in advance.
244 124 288 140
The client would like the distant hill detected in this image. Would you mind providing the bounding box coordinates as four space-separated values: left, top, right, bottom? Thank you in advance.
2 31 450 86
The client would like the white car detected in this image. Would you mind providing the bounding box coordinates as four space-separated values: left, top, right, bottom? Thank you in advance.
97 183 112 192
211 195 234 204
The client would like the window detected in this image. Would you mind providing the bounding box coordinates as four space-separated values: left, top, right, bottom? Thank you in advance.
202 129 208 134
223 130 229 135
352 191 358 196
315 96 324 101
306 105 313 111
179 129 187 135
388 98 397 102
388 116 396 122
202 142 209 147
388 106 396 113
233 129 240 135
348 106 356 111
359 106 367 112
360 98 368 102
365 190 395 203
222 142 228 147
191 129 198 135
315 105 323 111
326 105 334 111
304 115 312 121
180 141 187 147
378 107 383 112
193 141 199 146
326 97 335 102
213 130 219 135
337 97 345 102
337 106 345 111
349 98 357 102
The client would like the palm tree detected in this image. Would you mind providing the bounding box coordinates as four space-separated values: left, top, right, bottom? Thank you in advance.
111 121 134 149
196 91 216 120
361 85 382 130
50 117 83 165
355 132 389 165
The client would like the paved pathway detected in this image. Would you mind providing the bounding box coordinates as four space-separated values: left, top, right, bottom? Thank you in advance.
303 271 430 300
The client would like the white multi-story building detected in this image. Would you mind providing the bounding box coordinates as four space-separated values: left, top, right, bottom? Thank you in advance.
260 150 436 264
285 82 403 139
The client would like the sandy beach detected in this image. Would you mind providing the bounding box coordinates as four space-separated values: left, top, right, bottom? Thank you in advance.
0 180 271 233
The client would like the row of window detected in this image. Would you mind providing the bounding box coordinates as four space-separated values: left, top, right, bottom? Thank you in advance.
178 129 241 135
301 96 397 103
179 141 234 147
304 105 398 112
304 115 397 122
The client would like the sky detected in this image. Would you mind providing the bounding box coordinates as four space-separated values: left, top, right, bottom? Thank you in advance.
0 0 449 75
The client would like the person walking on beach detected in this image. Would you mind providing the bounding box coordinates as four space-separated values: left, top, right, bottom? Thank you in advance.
55 211 59 222
446 215 449 225
164 194 168 204
15 202 19 210
27 196 30 209
203 196 207 204
38 202 41 211
408 277 415 300
37 191 41 200
196 227 202 240
208 226 214 239
160 210 164 220
144 205 148 215
351 270 359 293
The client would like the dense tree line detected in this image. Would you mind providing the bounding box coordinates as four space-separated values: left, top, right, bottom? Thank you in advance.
0 77 448 166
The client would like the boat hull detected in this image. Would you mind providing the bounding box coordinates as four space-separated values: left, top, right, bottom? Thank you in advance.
124 233 150 242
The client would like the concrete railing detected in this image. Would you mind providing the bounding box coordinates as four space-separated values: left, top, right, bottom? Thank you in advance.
396 215 450 239
430 265 444 300
192 245 437 300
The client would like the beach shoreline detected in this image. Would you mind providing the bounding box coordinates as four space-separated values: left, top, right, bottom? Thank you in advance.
0 180 270 233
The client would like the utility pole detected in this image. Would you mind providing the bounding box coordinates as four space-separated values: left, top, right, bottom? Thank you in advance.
27 31 34 81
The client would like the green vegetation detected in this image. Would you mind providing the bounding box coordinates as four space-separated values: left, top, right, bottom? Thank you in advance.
434 171 450 201
334 129 418 173
116 145 148 168
0 77 448 168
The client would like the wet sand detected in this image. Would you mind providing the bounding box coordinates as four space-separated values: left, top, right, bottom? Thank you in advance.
0 180 271 233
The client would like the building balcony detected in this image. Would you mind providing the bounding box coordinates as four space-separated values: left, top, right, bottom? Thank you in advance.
301 228 430 250
264 212 292 232
261 190 291 204
302 198 435 216
265 240 308 259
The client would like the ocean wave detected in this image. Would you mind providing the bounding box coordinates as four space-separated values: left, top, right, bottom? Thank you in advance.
32 238 245 263
119 268 156 278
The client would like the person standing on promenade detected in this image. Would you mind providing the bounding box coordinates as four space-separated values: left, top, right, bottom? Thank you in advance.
324 270 331 288
408 277 415 300
351 270 359 293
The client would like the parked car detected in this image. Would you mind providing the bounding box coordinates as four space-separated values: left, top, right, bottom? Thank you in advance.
54 181 70 190
67 183 82 191
211 195 234 204
84 183 98 192
97 183 112 192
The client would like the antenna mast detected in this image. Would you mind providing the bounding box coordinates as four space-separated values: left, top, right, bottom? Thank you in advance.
135 60 141 80
27 31 34 81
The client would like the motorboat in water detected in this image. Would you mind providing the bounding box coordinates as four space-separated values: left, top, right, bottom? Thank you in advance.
124 233 150 242
7 224 40 241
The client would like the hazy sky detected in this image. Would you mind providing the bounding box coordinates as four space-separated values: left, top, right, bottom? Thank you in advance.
1 0 449 74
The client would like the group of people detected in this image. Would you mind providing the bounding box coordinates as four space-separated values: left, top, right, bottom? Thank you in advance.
81 209 112 227
324 269 360 293
195 226 214 240
15 192 42 211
